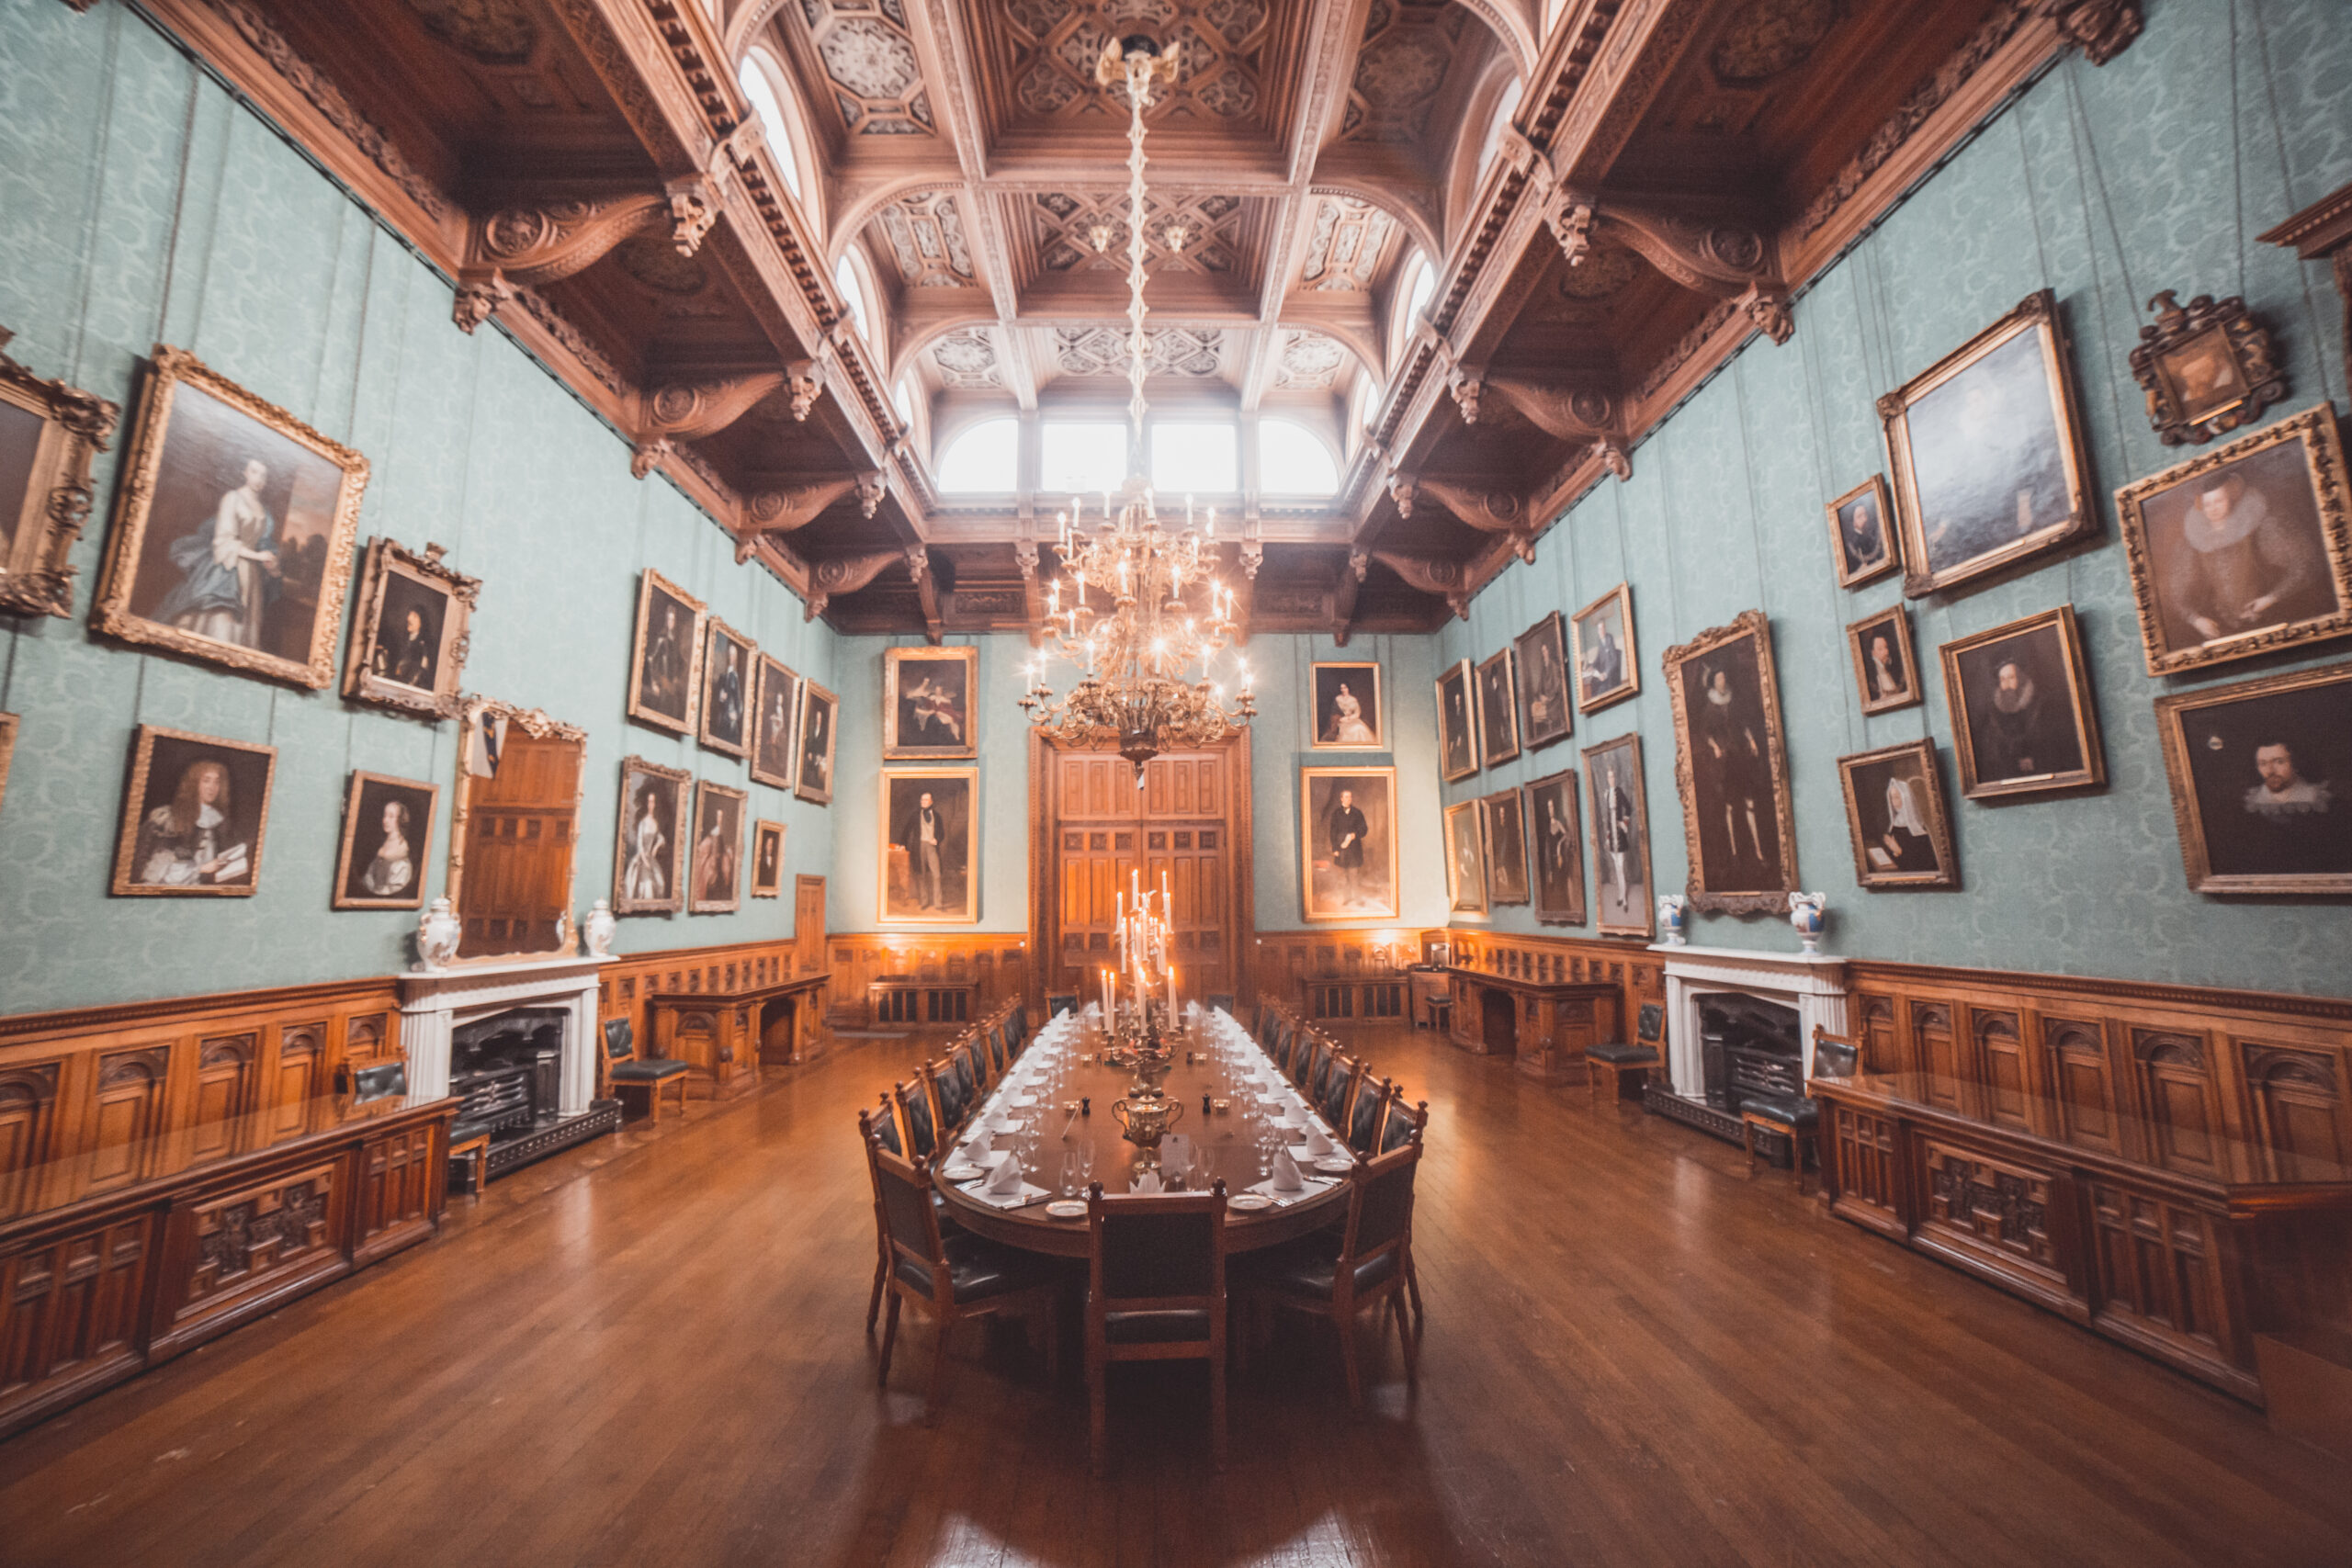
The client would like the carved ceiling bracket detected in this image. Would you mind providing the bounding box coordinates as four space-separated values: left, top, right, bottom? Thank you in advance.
803 550 901 621
2038 0 2143 65
1372 551 1470 621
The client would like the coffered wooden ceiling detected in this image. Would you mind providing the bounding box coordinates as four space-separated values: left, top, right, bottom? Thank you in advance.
127 0 2144 639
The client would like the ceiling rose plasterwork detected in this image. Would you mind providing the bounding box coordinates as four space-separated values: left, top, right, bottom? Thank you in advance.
1273 330 1346 389
1001 0 1268 123
1055 325 1223 378
1033 190 1240 276
1300 197 1396 290
931 328 1002 388
1341 0 1467 143
401 0 537 63
1709 0 1841 85
797 0 935 135
877 192 976 287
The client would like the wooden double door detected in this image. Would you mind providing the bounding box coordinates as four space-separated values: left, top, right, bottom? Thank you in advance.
1030 736 1252 1011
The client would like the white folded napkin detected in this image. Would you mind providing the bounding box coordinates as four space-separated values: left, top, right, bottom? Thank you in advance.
1302 1125 1335 1157
1268 1149 1306 1192
986 1150 1025 1196
1131 1169 1163 1194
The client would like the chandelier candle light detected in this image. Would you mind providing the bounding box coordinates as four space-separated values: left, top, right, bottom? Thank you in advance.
1020 33 1255 778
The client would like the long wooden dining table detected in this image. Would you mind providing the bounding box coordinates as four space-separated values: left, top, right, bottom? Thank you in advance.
933 1010 1356 1258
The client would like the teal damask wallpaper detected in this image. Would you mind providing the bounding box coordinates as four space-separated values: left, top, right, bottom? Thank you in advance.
1440 0 2352 997
0 2 836 1013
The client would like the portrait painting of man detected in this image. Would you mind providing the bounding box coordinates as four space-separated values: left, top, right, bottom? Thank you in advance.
2155 662 2352 893
1310 662 1385 750
881 769 976 922
1443 799 1487 914
1664 611 1801 913
795 681 839 805
1838 740 1958 890
700 619 752 759
1476 649 1520 766
627 569 704 736
752 819 786 898
1825 476 1897 588
613 757 688 915
1514 614 1574 745
1846 605 1921 714
1941 606 2105 799
110 724 277 897
2116 405 2352 677
688 781 746 914
1582 735 1652 936
1436 660 1478 782
883 646 978 760
94 347 368 688
750 654 799 788
1300 768 1397 920
1524 769 1586 924
1570 586 1638 714
333 771 438 910
1882 292 2092 597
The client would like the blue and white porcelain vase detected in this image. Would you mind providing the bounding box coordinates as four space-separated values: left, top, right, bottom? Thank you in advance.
1788 891 1827 954
1657 895 1688 946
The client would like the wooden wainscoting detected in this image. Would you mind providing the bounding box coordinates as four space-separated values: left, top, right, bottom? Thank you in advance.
826 932 1031 1027
1815 961 2352 1407
0 977 406 1225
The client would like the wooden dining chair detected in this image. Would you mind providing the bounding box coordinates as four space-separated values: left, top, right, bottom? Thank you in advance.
873 1145 1066 1425
1346 1072 1390 1156
1085 1181 1229 1475
1318 1053 1361 1131
894 1077 941 1162
1233 1141 1420 1408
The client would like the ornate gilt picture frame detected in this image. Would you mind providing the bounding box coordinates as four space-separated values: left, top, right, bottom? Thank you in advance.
2113 401 2352 677
698 616 753 759
614 754 690 916
627 568 705 736
1663 610 1802 915
882 644 978 759
342 537 477 718
1939 605 2106 800
332 770 439 910
687 780 748 915
91 344 369 686
2154 660 2352 895
0 327 118 617
1837 739 1959 891
1879 290 2094 599
1846 604 1922 714
110 723 277 897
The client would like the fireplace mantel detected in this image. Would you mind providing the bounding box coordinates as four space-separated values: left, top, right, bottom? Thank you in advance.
398 955 610 1117
1647 944 1850 1100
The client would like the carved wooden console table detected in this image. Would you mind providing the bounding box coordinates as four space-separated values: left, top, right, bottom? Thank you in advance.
1444 968 1622 1084
0 1095 454 1440
646 973 831 1094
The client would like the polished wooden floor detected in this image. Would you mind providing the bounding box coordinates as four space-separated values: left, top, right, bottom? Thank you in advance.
3 1022 2346 1568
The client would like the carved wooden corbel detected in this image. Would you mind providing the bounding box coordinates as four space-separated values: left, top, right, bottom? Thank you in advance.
1371 551 1470 620
2038 0 2143 64
856 469 887 519
452 194 670 333
802 550 900 621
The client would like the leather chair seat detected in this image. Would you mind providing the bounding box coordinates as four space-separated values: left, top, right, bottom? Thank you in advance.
1232 1235 1397 1301
1101 1307 1213 1345
1586 1042 1660 1066
609 1057 690 1081
1742 1094 1819 1129
893 1230 1061 1303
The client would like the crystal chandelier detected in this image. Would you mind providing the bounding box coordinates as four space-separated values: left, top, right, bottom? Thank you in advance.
1020 34 1254 777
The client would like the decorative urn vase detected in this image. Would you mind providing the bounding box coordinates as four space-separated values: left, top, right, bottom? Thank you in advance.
1788 891 1827 954
1657 895 1688 946
415 897 462 970
582 899 616 958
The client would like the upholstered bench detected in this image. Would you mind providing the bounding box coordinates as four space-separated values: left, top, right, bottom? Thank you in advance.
605 1018 690 1122
1741 1095 1821 1192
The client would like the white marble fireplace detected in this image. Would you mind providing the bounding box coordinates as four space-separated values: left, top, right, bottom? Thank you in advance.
398 954 609 1116
1648 944 1849 1100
